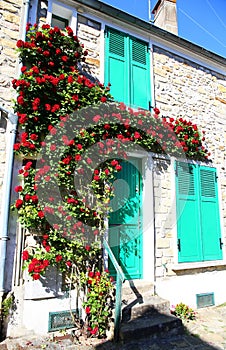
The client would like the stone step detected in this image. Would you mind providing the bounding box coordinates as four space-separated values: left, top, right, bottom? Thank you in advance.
121 280 154 301
122 295 170 322
120 313 184 342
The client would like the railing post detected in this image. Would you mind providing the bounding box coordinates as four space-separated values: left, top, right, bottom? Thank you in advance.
103 239 125 342
114 271 123 341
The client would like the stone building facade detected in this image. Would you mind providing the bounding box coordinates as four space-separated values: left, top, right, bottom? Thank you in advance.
0 0 226 336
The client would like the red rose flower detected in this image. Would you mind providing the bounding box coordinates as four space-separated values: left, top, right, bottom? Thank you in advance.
134 131 141 139
100 96 107 103
30 133 38 141
90 326 98 335
24 161 32 170
14 185 23 192
32 273 40 280
15 199 23 209
153 107 160 115
13 143 21 151
43 50 50 57
61 55 68 62
111 160 118 166
85 306 91 314
55 255 62 262
75 154 81 161
17 96 24 105
22 250 29 261
16 40 24 48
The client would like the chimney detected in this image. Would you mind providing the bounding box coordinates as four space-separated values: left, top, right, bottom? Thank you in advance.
152 0 178 35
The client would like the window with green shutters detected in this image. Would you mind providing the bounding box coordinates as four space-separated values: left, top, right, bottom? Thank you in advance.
105 27 151 110
175 161 223 263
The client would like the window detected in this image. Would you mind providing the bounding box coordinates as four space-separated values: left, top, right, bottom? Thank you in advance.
175 161 223 263
48 2 76 30
51 14 69 29
105 27 151 110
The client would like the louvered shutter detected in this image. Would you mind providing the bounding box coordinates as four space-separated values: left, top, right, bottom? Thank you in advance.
105 28 129 105
199 166 222 260
130 37 150 109
176 162 202 262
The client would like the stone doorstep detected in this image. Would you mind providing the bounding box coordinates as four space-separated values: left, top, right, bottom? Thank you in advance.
122 295 170 322
121 280 154 301
120 313 184 342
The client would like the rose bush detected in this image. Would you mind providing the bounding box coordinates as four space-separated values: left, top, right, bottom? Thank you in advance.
12 23 209 337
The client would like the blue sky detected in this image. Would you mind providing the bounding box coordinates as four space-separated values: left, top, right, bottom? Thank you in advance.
99 0 226 58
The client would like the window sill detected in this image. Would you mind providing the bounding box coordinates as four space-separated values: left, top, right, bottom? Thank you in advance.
172 260 226 271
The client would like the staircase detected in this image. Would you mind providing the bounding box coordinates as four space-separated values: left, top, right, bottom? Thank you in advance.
119 280 184 342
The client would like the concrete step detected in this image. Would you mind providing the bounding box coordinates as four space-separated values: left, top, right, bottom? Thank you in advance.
121 280 154 302
122 295 170 322
120 313 184 342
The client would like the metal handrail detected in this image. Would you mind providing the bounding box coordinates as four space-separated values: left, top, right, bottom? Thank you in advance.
103 238 126 341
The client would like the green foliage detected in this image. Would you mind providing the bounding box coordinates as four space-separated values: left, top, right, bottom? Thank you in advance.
172 302 196 320
81 270 115 337
2 295 13 318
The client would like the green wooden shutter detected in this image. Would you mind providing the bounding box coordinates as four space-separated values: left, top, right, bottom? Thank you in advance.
105 28 129 105
130 37 150 109
199 166 222 260
176 162 202 262
105 28 151 109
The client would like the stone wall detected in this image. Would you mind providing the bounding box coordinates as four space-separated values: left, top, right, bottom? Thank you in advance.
153 46 226 279
77 15 101 81
153 157 175 278
0 0 23 109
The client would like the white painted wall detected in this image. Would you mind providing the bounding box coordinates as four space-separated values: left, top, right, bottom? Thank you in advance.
156 269 226 309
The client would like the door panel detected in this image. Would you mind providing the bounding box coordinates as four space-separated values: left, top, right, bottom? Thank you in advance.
109 159 143 279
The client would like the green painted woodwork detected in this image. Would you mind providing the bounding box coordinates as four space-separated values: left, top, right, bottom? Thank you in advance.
200 166 222 260
175 161 222 263
105 27 150 109
109 158 143 279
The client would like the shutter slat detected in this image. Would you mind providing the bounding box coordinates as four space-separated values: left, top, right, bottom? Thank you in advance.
200 168 216 198
132 39 147 65
109 29 125 57
178 163 195 196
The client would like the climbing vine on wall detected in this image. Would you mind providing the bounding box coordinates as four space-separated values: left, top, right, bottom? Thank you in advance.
12 23 209 337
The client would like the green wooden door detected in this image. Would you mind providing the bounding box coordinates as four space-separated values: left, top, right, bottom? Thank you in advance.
175 161 222 263
105 27 150 109
109 158 143 279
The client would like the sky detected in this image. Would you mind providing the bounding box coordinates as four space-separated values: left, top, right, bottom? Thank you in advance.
99 0 226 58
